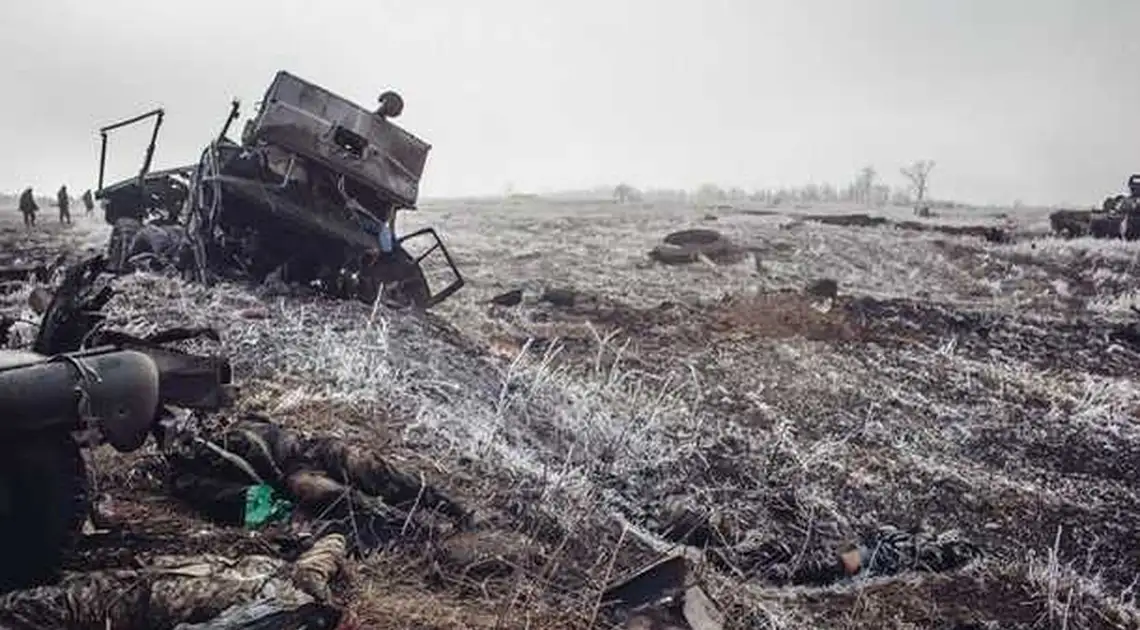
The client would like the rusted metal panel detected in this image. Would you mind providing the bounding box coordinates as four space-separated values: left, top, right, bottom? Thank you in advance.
243 71 431 209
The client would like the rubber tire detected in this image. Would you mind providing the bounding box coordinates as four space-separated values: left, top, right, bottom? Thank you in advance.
0 434 90 593
662 229 724 247
651 229 746 266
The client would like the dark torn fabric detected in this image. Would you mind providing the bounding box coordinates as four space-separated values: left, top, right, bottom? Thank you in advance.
718 524 982 587
0 533 345 630
166 416 468 549
857 524 981 577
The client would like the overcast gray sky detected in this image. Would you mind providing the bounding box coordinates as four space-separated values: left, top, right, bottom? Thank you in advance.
1 0 1136 206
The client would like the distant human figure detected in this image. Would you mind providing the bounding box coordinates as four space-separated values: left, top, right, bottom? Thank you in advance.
18 187 37 228
81 189 95 215
57 185 71 225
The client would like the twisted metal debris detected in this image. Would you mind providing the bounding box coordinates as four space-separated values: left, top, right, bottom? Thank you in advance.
94 71 465 310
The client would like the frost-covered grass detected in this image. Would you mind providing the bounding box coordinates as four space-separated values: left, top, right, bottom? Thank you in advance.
4 198 1140 629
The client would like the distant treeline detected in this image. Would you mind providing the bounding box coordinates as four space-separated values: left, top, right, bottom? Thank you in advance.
609 183 960 208
605 163 967 208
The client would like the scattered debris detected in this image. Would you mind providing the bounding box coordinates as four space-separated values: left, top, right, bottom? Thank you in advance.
0 253 67 294
0 264 50 286
490 288 523 307
540 287 578 307
602 555 724 630
805 278 839 301
94 71 465 309
804 278 839 313
802 214 1011 243
803 214 889 229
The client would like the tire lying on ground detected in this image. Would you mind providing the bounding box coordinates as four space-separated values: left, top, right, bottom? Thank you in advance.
649 229 746 265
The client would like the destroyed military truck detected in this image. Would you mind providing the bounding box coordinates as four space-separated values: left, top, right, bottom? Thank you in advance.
1050 173 1140 240
94 71 464 309
1101 173 1140 213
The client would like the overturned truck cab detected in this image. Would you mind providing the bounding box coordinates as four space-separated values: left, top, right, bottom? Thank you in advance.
95 71 464 309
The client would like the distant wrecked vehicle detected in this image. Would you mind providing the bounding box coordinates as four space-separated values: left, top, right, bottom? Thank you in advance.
94 71 464 309
1049 173 1140 241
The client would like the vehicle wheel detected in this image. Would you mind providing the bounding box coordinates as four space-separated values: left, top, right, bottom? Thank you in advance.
0 434 90 593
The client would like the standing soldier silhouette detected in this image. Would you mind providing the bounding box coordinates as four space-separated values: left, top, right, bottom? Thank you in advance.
56 185 71 225
81 189 95 216
18 187 37 228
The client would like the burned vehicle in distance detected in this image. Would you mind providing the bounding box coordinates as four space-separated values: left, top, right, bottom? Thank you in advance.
95 71 464 309
1049 173 1140 241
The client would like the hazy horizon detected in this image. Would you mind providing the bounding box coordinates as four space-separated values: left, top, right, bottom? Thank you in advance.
1 0 1137 208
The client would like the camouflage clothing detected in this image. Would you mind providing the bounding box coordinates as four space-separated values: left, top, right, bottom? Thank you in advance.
166 416 468 551
0 533 345 629
81 189 95 214
722 524 981 587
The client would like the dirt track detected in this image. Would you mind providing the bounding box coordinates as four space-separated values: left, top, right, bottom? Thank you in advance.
3 200 1140 629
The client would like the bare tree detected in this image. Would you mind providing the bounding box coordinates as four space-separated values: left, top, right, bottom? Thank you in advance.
900 160 936 213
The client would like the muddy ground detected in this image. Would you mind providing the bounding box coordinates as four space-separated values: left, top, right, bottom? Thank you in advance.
2 199 1140 629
